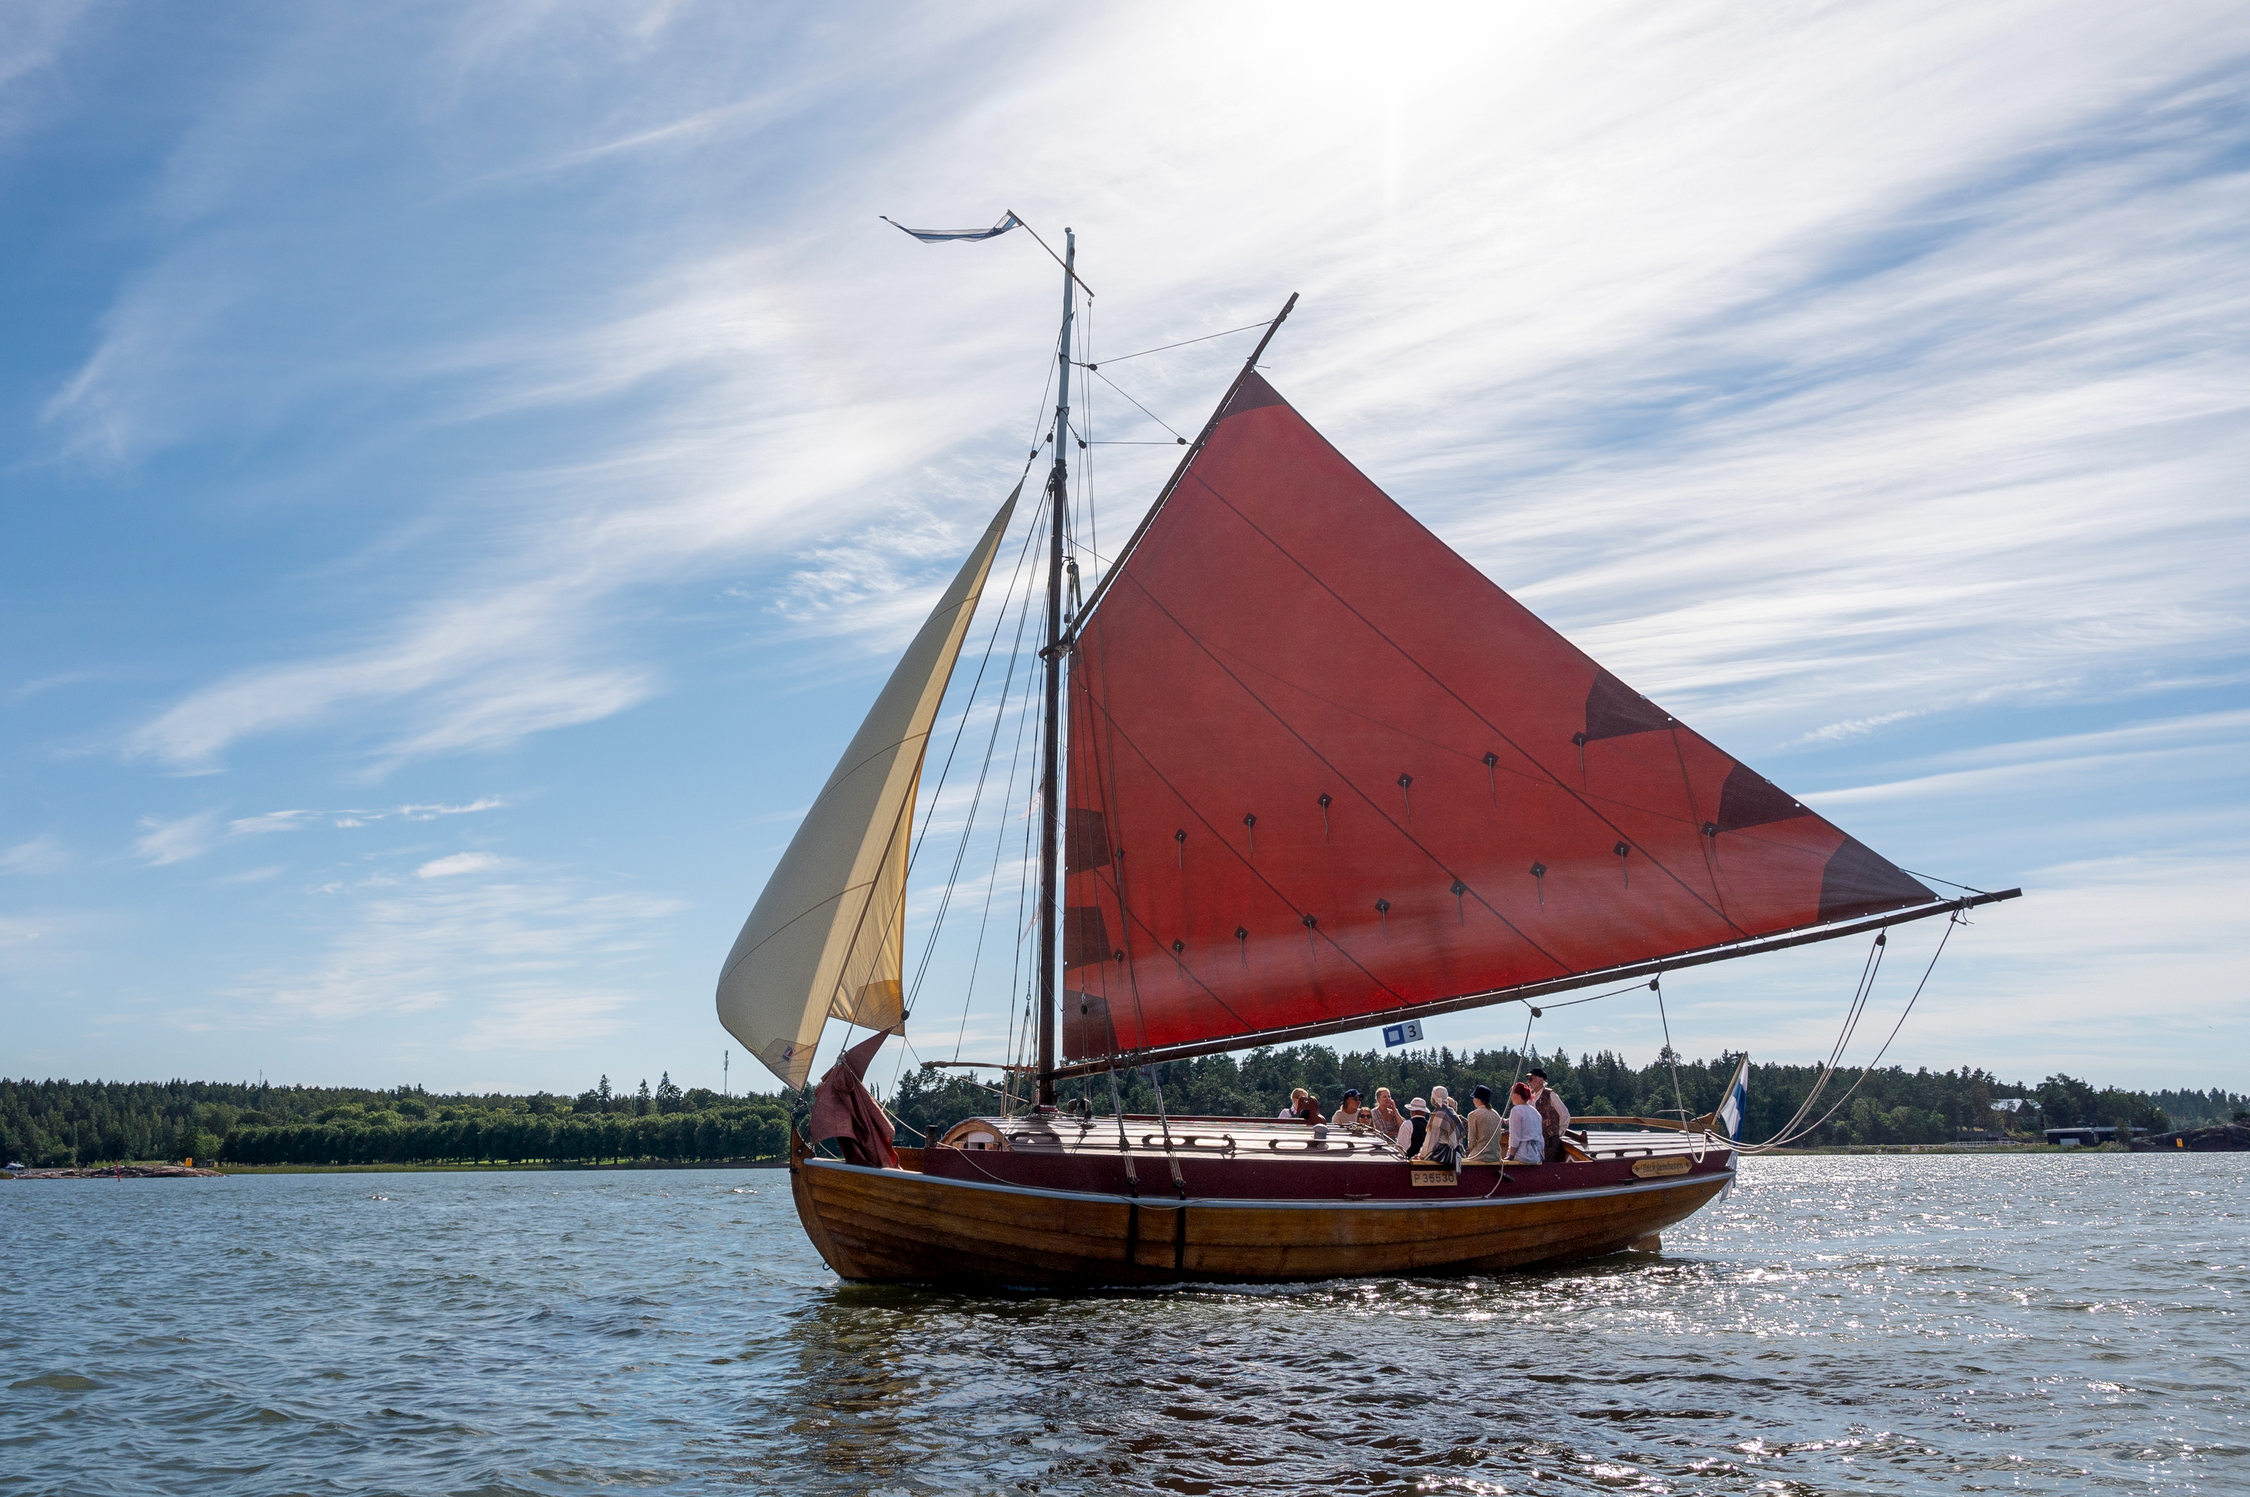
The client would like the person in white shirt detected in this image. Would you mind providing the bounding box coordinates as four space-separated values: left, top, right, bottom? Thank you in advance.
1527 1067 1572 1164
1505 1081 1545 1164
1331 1088 1368 1130
1278 1087 1309 1120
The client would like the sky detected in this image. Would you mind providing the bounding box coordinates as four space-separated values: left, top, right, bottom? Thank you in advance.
3 1 2246 1099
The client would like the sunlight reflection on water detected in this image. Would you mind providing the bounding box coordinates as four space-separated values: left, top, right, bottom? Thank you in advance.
2 1154 2242 1494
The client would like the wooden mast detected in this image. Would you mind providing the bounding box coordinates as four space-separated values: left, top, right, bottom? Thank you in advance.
1035 228 1076 1108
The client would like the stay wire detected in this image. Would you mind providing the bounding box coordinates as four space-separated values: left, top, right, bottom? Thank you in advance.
1746 913 1960 1152
1079 320 1267 368
1088 365 1187 442
906 540 1040 1012
952 576 1043 1060
907 500 1044 873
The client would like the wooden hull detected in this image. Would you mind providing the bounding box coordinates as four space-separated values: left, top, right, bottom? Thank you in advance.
789 1132 1730 1288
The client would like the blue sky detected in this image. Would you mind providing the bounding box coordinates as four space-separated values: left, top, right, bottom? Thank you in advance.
3 2 2245 1097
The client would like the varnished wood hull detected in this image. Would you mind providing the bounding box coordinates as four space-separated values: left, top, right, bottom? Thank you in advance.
789 1135 1730 1288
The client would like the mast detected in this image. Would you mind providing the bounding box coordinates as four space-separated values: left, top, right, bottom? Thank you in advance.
1035 228 1076 1107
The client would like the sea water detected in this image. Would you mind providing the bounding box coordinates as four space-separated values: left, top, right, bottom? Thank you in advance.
3 1153 2242 1495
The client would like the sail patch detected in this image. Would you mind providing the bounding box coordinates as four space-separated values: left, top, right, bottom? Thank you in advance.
1063 905 1113 967
1817 838 1933 922
1581 670 1671 742
1715 764 1806 833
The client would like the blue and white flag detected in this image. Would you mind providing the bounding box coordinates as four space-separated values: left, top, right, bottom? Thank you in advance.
881 211 1022 243
1716 1056 1751 1141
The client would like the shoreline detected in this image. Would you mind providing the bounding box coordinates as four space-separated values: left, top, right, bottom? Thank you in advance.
9 1144 2188 1180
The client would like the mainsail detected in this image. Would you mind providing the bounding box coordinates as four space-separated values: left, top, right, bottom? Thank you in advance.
1060 376 1931 1066
719 490 1019 1088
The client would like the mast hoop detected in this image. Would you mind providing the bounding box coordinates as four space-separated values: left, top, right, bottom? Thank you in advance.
1043 887 2019 1080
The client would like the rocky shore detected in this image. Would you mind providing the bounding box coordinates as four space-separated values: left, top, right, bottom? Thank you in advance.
2130 1121 2250 1152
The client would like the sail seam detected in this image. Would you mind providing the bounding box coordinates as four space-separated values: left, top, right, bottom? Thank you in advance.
1088 567 1574 980
1177 463 1753 942
1071 669 1425 1028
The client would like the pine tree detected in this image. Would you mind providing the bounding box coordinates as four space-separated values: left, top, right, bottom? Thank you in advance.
635 1078 652 1116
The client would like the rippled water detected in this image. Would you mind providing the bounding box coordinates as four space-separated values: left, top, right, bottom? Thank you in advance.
4 1153 2243 1495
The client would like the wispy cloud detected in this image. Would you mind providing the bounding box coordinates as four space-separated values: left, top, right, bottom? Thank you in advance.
252 873 683 1045
133 811 219 866
416 851 508 879
230 798 506 835
0 836 67 875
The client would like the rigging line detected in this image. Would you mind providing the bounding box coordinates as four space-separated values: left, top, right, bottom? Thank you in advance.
1088 365 1187 442
1080 609 1172 1066
1901 868 1993 897
906 492 1043 871
1087 572 1572 978
1524 977 1667 1012
1079 321 1268 368
1653 974 1689 1144
1750 914 1960 1151
1175 471 1754 943
1083 298 1099 605
1005 211 1095 298
953 583 1042 1059
1071 676 1400 1034
1000 584 1050 1112
1761 933 1887 1146
906 547 1039 1011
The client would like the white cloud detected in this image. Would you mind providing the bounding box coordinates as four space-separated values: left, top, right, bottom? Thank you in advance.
228 798 507 835
416 851 508 879
0 836 66 875
228 809 321 836
133 811 219 866
252 873 684 1047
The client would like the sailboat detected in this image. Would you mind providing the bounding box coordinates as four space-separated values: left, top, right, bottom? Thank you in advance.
718 233 2018 1288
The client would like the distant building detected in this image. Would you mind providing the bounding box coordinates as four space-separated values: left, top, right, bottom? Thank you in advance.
2044 1125 2149 1147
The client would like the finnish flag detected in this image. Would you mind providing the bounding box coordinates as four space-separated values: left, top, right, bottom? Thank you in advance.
881 211 1023 243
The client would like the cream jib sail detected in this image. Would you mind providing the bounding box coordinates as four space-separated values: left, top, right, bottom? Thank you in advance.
717 490 1018 1089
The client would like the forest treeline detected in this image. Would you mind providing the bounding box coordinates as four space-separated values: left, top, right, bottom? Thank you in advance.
891 1045 2225 1151
5 1052 2240 1169
0 1072 792 1170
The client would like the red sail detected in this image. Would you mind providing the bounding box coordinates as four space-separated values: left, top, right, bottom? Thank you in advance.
1061 374 1930 1063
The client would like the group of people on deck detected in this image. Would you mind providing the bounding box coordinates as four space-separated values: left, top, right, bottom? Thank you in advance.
1278 1070 1572 1166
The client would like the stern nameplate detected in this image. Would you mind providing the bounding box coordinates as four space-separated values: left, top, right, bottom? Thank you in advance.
1632 1156 1691 1178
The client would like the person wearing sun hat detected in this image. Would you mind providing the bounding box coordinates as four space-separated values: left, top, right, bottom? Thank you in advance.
1416 1085 1464 1165
1402 1097 1430 1156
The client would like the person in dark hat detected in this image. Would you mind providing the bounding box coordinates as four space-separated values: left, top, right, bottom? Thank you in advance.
1332 1087 1368 1131
1461 1083 1506 1163
1527 1067 1572 1164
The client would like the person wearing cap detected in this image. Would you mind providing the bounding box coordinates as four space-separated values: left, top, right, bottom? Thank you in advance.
1461 1084 1507 1163
1527 1068 1573 1164
1402 1097 1430 1156
1332 1087 1368 1131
